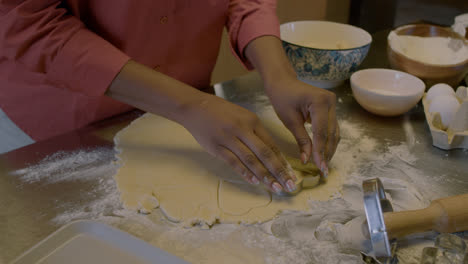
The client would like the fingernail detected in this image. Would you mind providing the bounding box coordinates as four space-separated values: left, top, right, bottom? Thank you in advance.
321 161 329 179
272 182 283 193
300 152 308 164
251 176 260 185
286 179 296 192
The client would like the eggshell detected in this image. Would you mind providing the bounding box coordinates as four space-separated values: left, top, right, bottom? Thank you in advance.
426 83 455 102
456 86 468 100
428 95 461 130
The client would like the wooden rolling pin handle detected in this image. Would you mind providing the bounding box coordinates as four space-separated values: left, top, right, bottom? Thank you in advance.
384 193 468 239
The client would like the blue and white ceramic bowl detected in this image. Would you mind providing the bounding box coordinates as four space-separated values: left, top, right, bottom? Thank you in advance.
281 21 372 88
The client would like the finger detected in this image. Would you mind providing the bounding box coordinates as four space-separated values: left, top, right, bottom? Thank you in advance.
325 104 338 162
226 139 283 193
280 113 312 165
253 124 297 181
309 106 329 177
239 132 297 193
216 146 260 185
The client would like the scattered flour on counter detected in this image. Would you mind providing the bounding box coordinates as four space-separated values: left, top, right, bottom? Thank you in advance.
403 116 417 148
11 148 118 184
52 176 122 224
340 119 364 140
25 120 446 264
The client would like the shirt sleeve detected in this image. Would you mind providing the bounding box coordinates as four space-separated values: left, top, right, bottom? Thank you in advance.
226 0 280 70
0 0 130 97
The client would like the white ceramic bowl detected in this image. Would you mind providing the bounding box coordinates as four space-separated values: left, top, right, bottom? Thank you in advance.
280 21 372 88
350 69 426 116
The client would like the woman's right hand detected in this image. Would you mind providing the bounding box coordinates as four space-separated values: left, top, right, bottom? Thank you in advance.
107 61 295 193
179 93 297 194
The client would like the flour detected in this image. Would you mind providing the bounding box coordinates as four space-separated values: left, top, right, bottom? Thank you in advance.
403 116 417 147
388 31 468 65
52 177 122 223
17 119 447 264
11 148 117 184
340 120 363 140
10 147 122 224
304 41 352 50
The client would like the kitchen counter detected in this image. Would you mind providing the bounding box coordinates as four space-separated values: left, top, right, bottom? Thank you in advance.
1 30 467 263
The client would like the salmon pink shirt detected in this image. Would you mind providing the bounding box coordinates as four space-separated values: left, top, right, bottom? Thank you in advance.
0 0 280 141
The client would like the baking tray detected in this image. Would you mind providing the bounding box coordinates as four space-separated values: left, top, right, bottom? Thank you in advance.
10 220 189 264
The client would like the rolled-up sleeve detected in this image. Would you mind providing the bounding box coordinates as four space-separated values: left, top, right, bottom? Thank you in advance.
226 0 280 70
0 0 130 96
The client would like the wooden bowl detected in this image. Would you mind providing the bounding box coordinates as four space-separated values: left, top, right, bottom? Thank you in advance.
387 24 468 88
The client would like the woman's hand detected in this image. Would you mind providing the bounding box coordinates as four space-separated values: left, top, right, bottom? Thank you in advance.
180 93 297 194
107 61 296 193
244 36 340 179
265 76 340 179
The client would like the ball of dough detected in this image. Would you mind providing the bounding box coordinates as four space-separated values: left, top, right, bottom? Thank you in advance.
426 83 455 102
428 95 460 130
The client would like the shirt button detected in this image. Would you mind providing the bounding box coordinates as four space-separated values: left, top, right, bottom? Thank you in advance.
160 16 168 24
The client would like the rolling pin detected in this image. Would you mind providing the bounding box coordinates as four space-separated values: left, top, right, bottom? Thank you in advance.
362 178 468 257
384 193 468 239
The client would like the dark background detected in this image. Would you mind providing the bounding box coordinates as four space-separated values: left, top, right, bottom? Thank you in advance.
349 0 468 33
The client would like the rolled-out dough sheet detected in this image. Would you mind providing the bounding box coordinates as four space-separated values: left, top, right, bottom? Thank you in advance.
114 111 343 226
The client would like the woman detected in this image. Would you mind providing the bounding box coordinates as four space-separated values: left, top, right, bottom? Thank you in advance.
0 0 339 194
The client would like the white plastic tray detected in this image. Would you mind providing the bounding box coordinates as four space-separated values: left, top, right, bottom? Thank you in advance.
10 220 189 264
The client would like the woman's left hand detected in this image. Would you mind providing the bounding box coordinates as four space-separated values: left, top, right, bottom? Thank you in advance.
244 35 340 178
264 76 340 179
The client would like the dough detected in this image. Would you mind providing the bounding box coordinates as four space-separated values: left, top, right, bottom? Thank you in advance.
114 111 343 226
284 157 321 189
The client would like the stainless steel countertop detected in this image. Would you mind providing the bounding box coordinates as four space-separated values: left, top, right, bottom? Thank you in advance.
1 30 467 263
